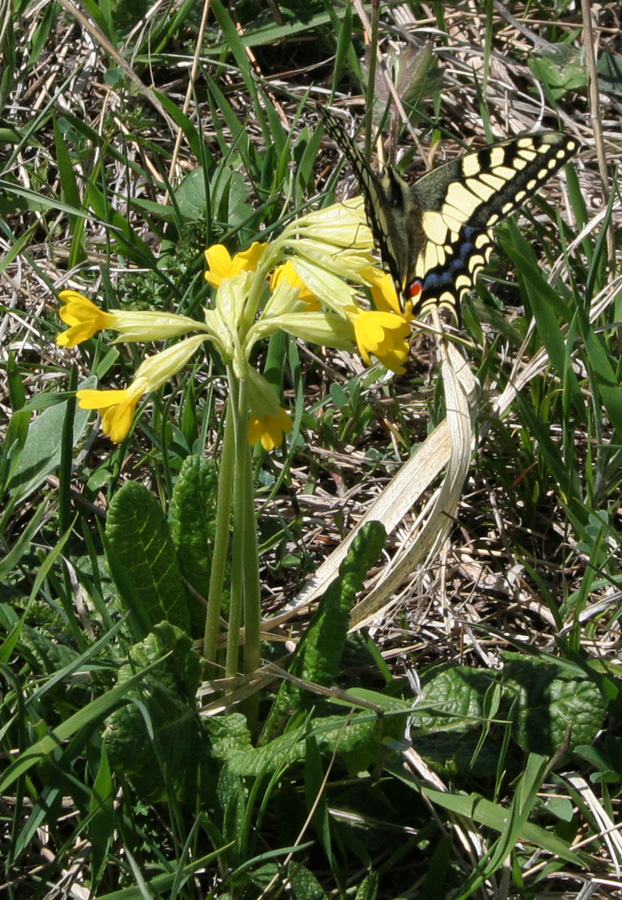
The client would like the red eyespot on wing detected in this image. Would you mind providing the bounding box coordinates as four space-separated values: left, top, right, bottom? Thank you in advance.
408 281 422 300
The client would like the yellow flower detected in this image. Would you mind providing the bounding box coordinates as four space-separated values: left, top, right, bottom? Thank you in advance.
76 335 207 443
248 408 293 451
57 290 119 348
270 260 320 310
347 307 410 375
57 290 201 347
76 381 146 444
204 242 267 288
362 265 422 318
245 367 294 450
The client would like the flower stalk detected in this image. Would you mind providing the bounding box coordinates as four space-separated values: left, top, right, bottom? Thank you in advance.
203 390 236 675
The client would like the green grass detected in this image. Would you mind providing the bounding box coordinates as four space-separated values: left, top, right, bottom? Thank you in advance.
1 1 621 898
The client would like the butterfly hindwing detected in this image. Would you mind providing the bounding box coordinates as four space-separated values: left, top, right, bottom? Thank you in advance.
406 133 579 316
319 106 579 320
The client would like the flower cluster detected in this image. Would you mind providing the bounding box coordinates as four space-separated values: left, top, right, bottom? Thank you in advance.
57 199 411 448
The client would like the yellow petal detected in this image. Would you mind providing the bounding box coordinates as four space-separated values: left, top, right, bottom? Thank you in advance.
247 408 292 451
76 381 146 443
57 291 118 347
204 245 234 287
204 241 267 288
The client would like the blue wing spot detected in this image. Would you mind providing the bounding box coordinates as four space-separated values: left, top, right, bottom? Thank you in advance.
423 235 479 289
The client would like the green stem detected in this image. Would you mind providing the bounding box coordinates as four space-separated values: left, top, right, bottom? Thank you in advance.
241 409 261 733
203 383 236 675
365 0 380 159
225 372 245 679
221 370 262 732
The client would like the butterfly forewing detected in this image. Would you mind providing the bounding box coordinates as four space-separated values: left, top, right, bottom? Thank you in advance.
318 107 408 294
318 106 579 320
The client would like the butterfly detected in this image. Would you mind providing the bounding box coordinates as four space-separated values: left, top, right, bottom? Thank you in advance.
318 106 579 321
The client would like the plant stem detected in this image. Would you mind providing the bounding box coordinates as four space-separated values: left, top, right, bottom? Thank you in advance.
225 372 245 679
203 379 236 675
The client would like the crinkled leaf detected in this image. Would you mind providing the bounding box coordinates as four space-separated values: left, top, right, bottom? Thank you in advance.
207 712 253 759
106 481 190 636
227 708 400 778
288 861 329 900
169 455 218 638
355 871 379 900
413 656 607 758
217 765 247 849
412 666 493 732
410 731 507 780
102 622 214 803
503 654 607 754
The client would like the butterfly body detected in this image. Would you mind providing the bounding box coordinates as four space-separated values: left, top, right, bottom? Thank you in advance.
319 107 579 319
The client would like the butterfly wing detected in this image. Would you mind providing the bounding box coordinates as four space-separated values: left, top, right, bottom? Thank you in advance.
318 107 411 296
405 133 579 317
319 106 579 320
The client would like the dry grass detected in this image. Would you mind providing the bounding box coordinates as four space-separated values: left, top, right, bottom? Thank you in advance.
2 0 622 896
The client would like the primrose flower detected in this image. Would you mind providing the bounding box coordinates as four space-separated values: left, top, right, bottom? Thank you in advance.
248 409 293 452
57 291 119 348
245 367 293 451
76 335 207 443
57 290 200 347
204 242 267 288
347 306 411 375
362 266 422 320
361 267 401 314
58 196 414 449
77 382 145 444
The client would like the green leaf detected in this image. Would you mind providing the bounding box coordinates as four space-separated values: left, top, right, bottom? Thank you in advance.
227 708 404 779
412 666 493 732
502 220 585 421
503 654 607 754
105 481 191 637
597 50 622 97
413 655 607 758
53 114 86 266
422 786 590 867
216 764 247 853
169 455 218 637
89 745 115 885
305 735 331 859
102 622 214 803
354 872 379 900
207 712 253 760
0 652 169 794
6 393 91 501
288 861 329 900
261 521 386 741
86 180 157 267
6 350 25 410
582 326 622 442
529 45 587 100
